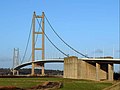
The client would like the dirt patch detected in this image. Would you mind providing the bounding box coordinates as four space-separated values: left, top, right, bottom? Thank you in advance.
0 82 63 90
28 81 63 90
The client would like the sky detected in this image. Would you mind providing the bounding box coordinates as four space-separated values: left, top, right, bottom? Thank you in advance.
0 0 119 71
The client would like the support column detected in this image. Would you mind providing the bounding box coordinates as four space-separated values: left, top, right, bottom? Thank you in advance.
96 63 100 81
13 70 15 75
108 64 113 81
17 70 19 76
31 62 35 75
41 64 44 76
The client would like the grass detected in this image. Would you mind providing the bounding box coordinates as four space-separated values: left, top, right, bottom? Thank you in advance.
0 77 112 90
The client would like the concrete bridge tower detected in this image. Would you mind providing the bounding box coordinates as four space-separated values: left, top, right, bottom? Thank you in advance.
31 12 45 76
13 48 19 75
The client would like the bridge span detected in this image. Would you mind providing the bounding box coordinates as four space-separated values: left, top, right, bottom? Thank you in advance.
14 56 120 81
14 58 64 70
14 58 120 70
81 58 120 64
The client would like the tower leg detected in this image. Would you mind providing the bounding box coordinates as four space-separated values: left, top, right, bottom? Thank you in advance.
41 64 44 76
31 62 35 75
13 69 15 75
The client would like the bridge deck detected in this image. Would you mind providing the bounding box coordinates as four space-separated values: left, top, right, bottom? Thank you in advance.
14 58 120 70
14 59 64 70
81 58 120 64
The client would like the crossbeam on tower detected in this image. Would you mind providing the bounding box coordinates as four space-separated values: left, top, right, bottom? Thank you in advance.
31 12 45 76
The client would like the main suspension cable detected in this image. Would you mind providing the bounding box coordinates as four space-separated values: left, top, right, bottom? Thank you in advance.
21 20 32 63
36 18 69 57
44 15 89 58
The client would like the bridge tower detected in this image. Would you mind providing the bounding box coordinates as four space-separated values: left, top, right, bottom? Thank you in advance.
13 48 19 75
32 12 45 76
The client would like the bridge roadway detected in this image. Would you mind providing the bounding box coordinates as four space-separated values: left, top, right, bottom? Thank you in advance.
14 58 64 70
14 58 120 70
82 58 120 64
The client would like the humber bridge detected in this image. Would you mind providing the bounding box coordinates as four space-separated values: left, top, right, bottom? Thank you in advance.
12 12 120 81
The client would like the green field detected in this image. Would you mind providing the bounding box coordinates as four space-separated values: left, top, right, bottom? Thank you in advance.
0 77 112 90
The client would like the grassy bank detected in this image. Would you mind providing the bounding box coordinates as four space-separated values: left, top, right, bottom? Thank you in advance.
0 77 112 90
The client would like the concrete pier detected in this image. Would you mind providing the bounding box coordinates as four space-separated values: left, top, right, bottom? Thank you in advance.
64 56 114 81
64 56 78 79
108 64 113 81
96 63 100 81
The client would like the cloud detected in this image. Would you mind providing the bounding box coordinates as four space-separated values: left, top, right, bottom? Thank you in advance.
94 49 103 54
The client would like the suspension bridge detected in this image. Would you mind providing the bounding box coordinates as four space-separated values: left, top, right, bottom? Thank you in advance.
13 11 88 75
12 12 120 81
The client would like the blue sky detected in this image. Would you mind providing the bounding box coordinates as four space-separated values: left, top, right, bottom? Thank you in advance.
0 0 119 71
